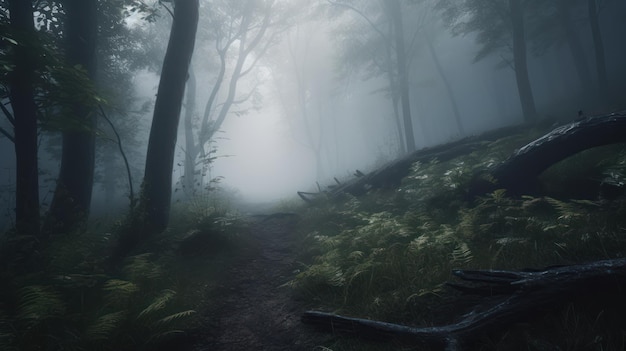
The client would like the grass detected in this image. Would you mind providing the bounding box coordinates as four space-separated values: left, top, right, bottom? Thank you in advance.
0 189 249 351
290 128 626 350
2 126 625 350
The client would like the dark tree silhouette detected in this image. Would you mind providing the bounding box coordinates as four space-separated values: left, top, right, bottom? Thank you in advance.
557 0 594 100
141 0 199 233
438 0 538 122
509 0 537 121
45 0 98 234
588 0 609 104
8 0 40 236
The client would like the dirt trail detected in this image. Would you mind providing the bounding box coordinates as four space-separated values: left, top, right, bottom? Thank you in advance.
190 214 325 351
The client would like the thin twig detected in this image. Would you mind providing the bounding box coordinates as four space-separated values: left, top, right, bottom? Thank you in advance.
98 105 135 208
159 0 174 19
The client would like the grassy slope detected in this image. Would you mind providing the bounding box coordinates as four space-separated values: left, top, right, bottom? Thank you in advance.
290 128 626 350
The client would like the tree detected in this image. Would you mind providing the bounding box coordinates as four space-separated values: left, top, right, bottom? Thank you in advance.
424 34 465 136
509 0 537 120
524 0 606 107
438 0 538 122
587 0 609 104
386 0 416 152
556 0 595 101
141 0 199 233
182 66 198 194
45 0 99 234
282 21 331 181
94 0 154 211
328 0 418 154
7 0 40 236
328 0 465 152
180 0 291 195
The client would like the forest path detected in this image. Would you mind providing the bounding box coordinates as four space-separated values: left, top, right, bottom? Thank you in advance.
189 213 325 351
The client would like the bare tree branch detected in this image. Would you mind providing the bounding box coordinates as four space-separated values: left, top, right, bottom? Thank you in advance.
0 101 15 126
98 105 135 208
328 0 388 41
0 125 14 143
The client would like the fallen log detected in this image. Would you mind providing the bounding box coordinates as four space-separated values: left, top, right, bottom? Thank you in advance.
302 258 626 348
331 141 486 197
474 111 626 196
296 124 530 200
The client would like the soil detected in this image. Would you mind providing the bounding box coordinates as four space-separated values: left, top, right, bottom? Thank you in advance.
187 213 329 351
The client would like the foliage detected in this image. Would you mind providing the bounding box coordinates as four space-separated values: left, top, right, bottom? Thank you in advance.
0 232 195 351
436 0 563 66
291 128 626 348
0 191 249 350
0 20 104 133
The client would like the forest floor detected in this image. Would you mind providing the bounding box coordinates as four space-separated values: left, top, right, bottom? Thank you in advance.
187 213 327 351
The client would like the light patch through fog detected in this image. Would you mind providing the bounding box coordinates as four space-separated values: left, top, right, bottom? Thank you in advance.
212 103 317 202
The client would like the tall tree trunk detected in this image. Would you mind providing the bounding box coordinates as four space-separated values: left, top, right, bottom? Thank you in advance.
509 0 537 122
588 0 610 105
558 0 595 101
141 0 199 233
8 0 40 237
425 36 464 136
45 0 98 234
388 0 416 153
183 67 197 196
384 20 406 156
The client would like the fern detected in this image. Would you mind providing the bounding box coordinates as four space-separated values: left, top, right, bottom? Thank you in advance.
84 311 126 341
545 197 583 221
103 279 138 307
17 285 65 327
137 289 175 320
155 310 196 325
294 263 345 289
450 242 473 265
123 253 162 284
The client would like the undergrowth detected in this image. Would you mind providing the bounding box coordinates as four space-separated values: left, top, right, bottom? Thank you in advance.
291 130 626 350
0 189 247 351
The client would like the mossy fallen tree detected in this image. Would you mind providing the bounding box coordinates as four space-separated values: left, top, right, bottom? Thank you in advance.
471 111 626 196
299 111 626 201
298 124 525 201
302 258 626 348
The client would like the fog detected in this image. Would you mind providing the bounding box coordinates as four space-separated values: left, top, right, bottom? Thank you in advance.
1 0 626 225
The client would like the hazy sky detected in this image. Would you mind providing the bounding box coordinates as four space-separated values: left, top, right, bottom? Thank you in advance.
212 100 318 201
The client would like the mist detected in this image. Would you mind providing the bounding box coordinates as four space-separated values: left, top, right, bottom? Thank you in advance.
1 0 626 225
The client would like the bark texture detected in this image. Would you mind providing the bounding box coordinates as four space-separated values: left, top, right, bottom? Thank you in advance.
141 0 199 232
